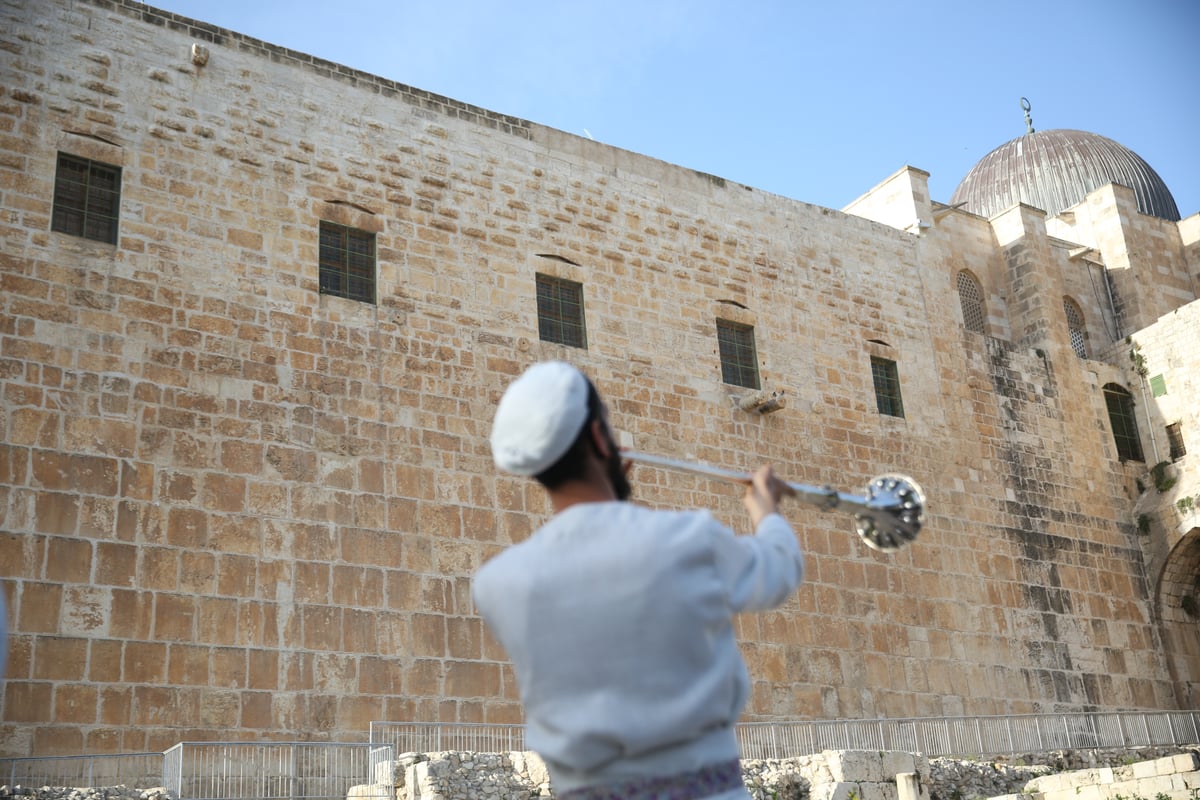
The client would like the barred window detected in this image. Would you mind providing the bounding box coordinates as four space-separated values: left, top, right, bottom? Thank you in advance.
717 319 760 389
536 273 587 349
51 153 121 244
319 221 376 304
1063 297 1088 358
956 271 986 334
1103 383 1144 463
1167 423 1186 461
871 356 904 418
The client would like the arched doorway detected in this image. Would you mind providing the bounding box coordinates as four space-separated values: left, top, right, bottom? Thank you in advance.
1156 527 1200 708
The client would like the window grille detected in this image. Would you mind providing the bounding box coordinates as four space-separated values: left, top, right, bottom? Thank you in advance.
319 221 376 304
1102 384 1144 462
717 319 760 389
1167 423 1186 461
956 271 986 333
52 153 121 244
870 356 904 418
535 273 587 349
1063 297 1088 358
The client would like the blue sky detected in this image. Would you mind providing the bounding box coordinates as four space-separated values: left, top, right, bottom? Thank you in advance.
152 0 1198 218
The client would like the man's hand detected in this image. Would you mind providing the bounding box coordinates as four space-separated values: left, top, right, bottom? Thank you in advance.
743 465 796 528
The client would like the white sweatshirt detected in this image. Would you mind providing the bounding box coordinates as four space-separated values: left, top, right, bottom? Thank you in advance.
472 501 804 795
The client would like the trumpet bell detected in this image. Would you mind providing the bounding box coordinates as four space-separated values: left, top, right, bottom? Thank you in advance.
854 474 925 551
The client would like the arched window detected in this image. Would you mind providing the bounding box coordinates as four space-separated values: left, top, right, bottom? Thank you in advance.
1103 383 1144 462
1063 297 1088 358
956 271 986 333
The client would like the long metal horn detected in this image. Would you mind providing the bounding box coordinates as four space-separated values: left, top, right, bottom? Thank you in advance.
624 451 925 552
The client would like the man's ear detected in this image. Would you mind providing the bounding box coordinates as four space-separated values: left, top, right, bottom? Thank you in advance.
588 419 612 459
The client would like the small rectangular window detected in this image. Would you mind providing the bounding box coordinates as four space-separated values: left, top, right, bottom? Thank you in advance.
1167 423 1186 461
319 221 376 304
716 319 759 389
871 356 904 418
1149 374 1167 397
535 273 587 349
52 153 121 244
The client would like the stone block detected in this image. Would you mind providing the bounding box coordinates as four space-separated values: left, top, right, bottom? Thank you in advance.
46 535 94 583
55 684 98 725
95 541 138 587
827 750 886 782
860 783 898 800
1103 774 1184 798
31 450 119 495
168 643 211 686
1028 766 1112 793
90 641 125 686
35 491 80 535
1129 755 1165 778
810 781 863 800
34 637 88 682
1169 752 1200 773
509 750 551 790
444 660 501 698
896 772 921 800
882 751 920 779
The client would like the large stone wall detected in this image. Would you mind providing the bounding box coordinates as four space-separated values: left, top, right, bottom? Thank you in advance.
1 0 1196 756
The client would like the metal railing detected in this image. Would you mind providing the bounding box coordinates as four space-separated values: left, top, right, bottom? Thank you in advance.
372 710 1200 760
370 720 526 755
0 752 164 790
162 742 393 800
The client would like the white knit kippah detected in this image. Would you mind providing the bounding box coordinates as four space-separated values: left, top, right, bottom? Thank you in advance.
491 361 590 476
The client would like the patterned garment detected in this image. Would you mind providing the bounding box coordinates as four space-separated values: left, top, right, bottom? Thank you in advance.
558 760 744 800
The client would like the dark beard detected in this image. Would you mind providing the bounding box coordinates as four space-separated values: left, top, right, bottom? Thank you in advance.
603 432 633 501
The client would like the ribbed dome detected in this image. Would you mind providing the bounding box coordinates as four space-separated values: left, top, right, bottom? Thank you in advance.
950 129 1180 221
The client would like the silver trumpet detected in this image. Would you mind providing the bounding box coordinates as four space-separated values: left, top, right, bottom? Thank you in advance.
624 451 925 552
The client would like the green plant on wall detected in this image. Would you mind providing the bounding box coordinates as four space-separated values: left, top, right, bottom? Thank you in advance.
1137 514 1152 535
1127 338 1148 377
1149 461 1176 493
1176 495 1197 516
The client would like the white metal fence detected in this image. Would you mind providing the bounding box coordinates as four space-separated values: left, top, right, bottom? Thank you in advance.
162 742 393 800
2 712 1197 796
0 751 163 790
369 720 527 755
372 710 1200 760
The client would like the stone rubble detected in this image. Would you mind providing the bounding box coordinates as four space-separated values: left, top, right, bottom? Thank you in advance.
384 746 1200 800
0 788 175 800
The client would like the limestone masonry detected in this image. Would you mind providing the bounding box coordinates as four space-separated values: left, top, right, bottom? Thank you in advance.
1 0 1197 758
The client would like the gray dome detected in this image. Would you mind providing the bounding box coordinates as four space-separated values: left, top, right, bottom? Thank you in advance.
950 129 1180 222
